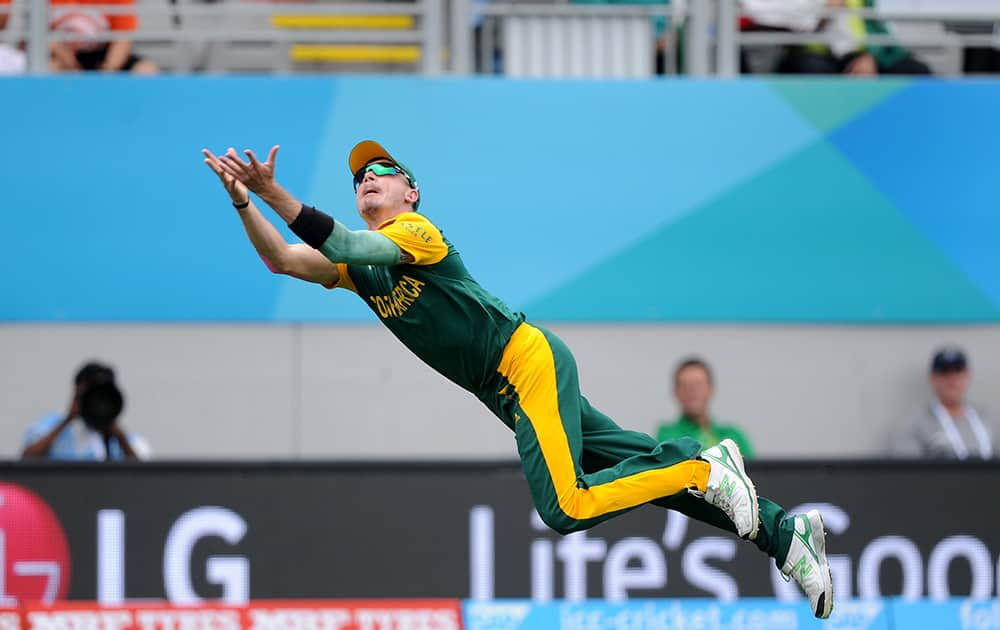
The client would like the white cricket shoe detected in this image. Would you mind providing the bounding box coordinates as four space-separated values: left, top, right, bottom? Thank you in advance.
781 509 834 619
698 438 760 540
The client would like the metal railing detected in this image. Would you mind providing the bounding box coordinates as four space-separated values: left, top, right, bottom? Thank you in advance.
469 2 687 77
714 0 1000 76
468 1 1000 77
1 0 998 76
1 0 444 73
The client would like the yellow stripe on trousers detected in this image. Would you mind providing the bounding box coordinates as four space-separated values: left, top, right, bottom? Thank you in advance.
499 323 709 520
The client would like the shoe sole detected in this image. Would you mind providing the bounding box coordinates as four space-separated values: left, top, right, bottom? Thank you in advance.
720 439 760 540
811 510 834 619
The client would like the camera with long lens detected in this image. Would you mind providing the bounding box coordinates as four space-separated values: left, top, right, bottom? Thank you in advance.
78 366 124 433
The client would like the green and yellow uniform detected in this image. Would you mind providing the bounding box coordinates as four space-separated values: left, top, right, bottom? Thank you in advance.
331 211 794 562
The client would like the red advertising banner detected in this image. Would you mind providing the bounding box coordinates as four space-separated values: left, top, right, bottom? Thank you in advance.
1 601 463 630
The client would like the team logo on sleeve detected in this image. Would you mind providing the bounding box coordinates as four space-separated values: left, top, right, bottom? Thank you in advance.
399 222 433 243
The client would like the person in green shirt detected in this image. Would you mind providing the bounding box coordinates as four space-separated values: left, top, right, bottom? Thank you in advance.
202 140 831 618
773 0 931 76
656 357 754 457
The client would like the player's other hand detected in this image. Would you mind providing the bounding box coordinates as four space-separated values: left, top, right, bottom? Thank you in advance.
215 145 280 196
202 148 250 206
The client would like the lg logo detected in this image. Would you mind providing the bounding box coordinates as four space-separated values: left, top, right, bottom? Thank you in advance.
0 483 249 605
98 506 250 605
0 483 71 604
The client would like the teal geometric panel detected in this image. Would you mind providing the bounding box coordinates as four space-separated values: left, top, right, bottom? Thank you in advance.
1 77 997 322
526 137 1000 322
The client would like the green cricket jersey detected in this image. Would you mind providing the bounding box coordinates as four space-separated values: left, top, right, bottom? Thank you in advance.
331 212 525 395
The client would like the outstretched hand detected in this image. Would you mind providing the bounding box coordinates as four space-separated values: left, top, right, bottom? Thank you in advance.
202 148 249 205
215 145 280 196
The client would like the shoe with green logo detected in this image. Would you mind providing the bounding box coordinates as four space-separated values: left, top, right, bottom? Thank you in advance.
698 438 759 540
781 510 834 619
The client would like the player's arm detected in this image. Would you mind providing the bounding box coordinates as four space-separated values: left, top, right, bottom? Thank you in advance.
203 149 339 286
285 203 406 266
235 199 341 285
217 146 406 266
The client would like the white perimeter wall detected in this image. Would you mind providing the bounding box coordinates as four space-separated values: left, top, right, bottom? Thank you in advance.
1 324 997 460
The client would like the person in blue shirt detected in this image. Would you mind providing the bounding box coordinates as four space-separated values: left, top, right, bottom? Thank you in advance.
22 361 150 461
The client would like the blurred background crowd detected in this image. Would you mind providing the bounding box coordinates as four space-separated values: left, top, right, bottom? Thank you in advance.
1 0 998 76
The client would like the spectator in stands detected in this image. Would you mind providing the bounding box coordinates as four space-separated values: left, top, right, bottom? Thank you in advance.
655 357 755 457
22 361 150 460
0 0 156 72
741 0 931 75
50 0 156 72
0 0 27 73
890 346 997 460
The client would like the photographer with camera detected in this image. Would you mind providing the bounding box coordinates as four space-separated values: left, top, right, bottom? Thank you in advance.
22 361 150 460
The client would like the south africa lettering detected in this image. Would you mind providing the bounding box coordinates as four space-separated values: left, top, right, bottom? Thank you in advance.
369 275 426 319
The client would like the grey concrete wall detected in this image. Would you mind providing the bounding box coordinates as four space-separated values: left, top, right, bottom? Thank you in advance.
2 324 997 460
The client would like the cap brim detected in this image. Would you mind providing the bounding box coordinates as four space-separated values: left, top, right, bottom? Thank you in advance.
348 140 398 175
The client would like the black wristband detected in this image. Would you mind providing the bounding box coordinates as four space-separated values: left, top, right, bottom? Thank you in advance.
232 198 250 209
288 204 335 249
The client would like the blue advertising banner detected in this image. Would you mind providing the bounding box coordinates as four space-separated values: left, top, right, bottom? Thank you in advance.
462 599 891 630
463 598 1000 630
891 598 1000 630
3 78 1000 322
